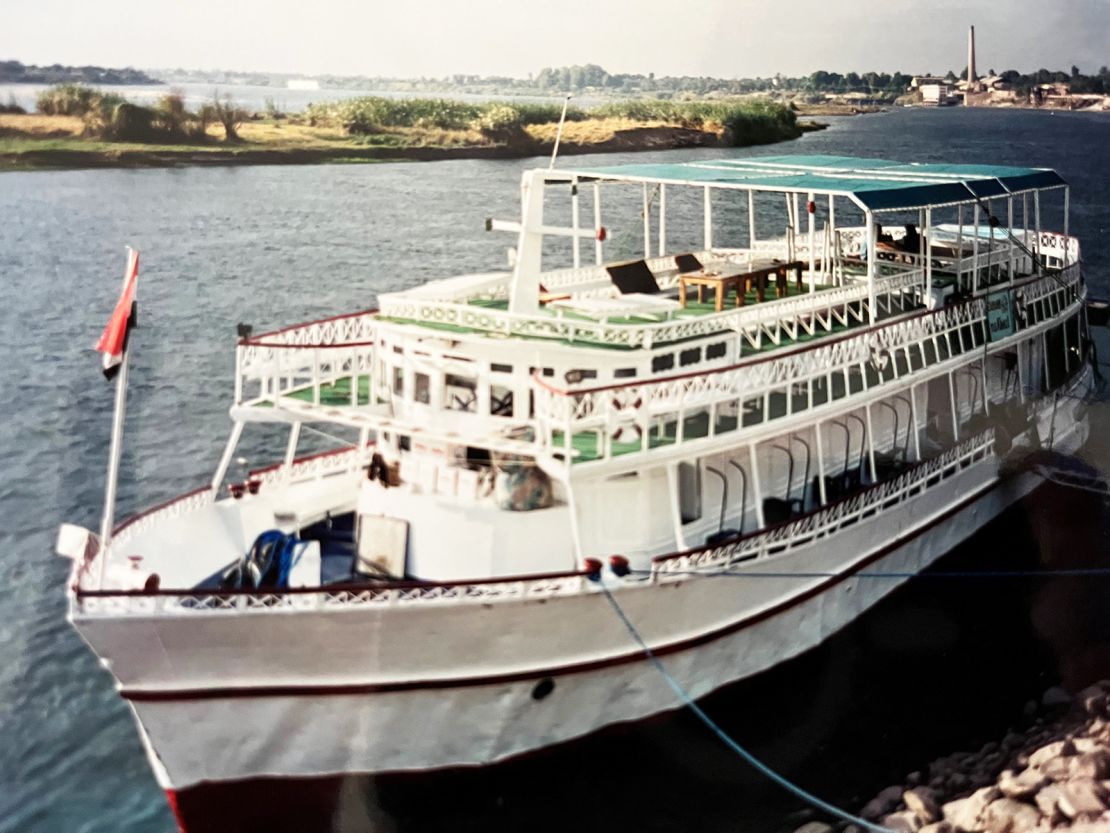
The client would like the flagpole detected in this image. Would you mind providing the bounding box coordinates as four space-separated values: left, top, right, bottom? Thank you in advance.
97 247 137 588
99 348 130 559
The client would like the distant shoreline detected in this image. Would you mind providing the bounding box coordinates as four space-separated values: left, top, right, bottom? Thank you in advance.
0 114 829 172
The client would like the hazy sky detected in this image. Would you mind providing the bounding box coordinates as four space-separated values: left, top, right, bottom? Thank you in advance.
4 0 1109 79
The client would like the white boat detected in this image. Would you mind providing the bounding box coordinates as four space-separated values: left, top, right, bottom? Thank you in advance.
59 154 1098 832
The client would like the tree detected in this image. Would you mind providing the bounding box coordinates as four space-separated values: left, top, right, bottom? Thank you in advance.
201 93 247 142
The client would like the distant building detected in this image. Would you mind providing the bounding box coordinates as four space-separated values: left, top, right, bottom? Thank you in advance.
912 77 955 106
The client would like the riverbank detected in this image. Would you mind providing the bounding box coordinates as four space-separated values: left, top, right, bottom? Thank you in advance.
0 111 827 171
841 682 1110 833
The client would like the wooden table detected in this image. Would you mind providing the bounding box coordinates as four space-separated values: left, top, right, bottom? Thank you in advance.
679 260 807 311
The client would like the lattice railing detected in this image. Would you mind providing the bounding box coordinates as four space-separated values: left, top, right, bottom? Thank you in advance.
531 294 987 455
75 571 592 617
529 266 1082 463
652 431 994 574
375 269 922 352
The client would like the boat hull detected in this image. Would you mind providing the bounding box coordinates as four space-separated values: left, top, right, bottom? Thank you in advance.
155 464 1071 833
117 464 1061 790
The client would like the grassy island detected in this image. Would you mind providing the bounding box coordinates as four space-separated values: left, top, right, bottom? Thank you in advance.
0 85 825 171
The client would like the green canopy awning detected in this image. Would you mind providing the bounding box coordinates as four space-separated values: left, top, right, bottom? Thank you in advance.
562 155 1066 212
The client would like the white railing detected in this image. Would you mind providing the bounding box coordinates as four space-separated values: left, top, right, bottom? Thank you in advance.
529 265 1083 464
376 269 924 352
108 487 215 550
251 445 375 489
75 570 592 617
531 296 986 460
76 432 998 618
652 431 994 574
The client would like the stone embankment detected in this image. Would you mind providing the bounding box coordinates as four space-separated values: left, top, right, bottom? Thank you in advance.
798 682 1110 833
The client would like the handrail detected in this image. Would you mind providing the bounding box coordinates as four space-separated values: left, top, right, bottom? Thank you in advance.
652 431 995 573
74 433 998 616
528 265 1081 463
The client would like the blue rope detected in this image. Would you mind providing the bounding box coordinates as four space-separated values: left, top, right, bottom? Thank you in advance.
599 581 895 833
634 566 1110 581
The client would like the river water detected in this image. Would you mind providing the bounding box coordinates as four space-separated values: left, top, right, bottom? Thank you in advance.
0 107 1108 833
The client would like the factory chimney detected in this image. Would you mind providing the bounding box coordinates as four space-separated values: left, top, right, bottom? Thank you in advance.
967 25 977 88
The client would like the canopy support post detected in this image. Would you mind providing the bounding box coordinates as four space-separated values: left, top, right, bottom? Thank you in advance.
658 184 667 257
748 190 757 249
703 186 713 252
571 179 581 269
807 191 816 292
866 210 878 326
593 183 603 266
955 204 964 292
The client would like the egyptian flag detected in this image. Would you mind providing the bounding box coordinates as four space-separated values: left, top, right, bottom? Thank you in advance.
95 248 139 379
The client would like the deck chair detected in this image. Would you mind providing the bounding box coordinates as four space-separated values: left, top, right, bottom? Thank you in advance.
674 253 703 274
606 259 661 295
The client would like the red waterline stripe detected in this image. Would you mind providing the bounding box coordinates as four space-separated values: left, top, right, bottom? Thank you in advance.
119 477 1000 703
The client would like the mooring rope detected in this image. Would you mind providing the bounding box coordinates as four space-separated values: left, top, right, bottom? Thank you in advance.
629 565 1110 581
598 580 896 833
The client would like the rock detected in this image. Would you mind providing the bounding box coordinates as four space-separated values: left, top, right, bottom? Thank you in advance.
1069 749 1110 780
793 823 833 833
1038 756 1071 783
862 786 906 820
981 742 1001 757
1057 778 1107 819
1074 737 1101 754
982 798 1042 833
947 773 972 793
997 769 1048 800
1002 732 1025 752
907 771 924 787
881 811 923 833
943 787 1000 832
1041 686 1072 708
904 787 941 824
1033 784 1064 819
1079 685 1107 717
1027 739 1076 769
1023 700 1039 719
919 824 954 833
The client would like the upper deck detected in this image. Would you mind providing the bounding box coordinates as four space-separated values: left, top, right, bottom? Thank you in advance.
230 155 1079 468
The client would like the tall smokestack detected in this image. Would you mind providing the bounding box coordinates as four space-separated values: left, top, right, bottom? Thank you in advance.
968 25 977 87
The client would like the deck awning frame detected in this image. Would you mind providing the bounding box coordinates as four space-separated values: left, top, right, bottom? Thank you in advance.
548 155 1068 214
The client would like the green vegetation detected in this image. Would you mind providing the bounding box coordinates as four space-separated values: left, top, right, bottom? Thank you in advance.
303 95 798 146
304 96 588 133
30 84 247 142
2 84 813 171
593 99 801 145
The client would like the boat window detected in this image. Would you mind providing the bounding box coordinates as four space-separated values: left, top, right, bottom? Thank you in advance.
414 373 431 405
706 342 727 360
615 367 637 378
742 396 764 426
392 366 404 396
680 347 702 367
565 369 597 384
652 353 675 373
393 345 403 354
491 363 513 374
445 374 477 412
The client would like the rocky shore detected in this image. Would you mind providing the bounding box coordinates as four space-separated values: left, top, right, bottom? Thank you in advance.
799 682 1110 833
